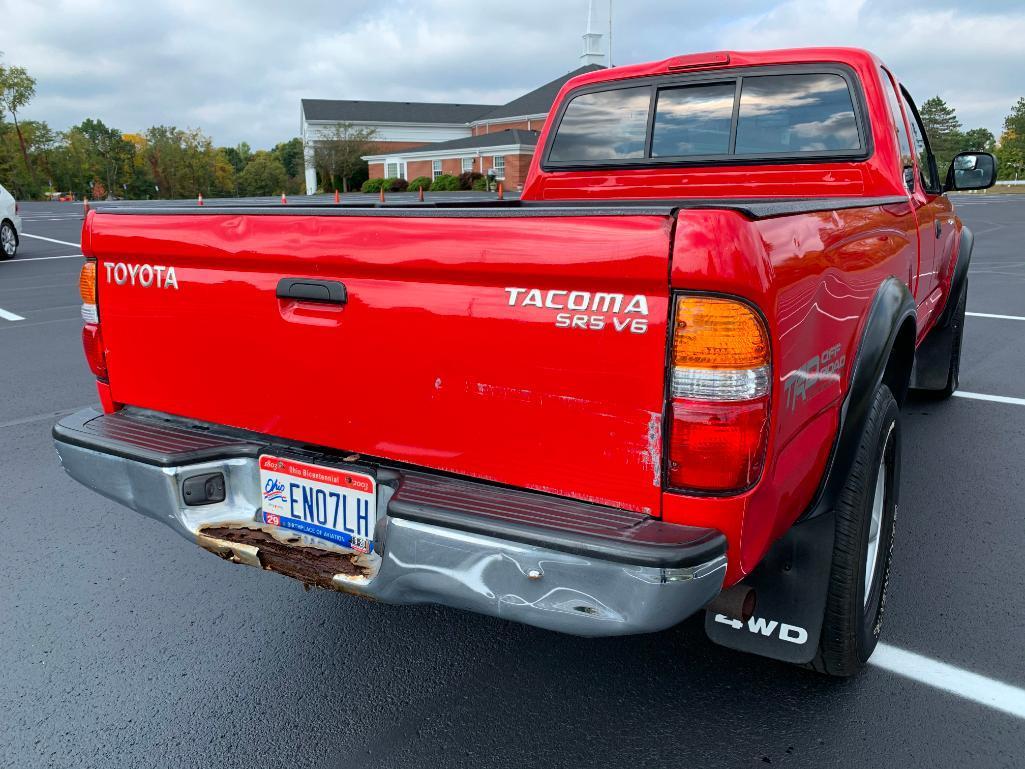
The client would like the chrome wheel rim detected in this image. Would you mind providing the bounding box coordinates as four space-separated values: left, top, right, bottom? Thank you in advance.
864 427 892 606
0 225 14 256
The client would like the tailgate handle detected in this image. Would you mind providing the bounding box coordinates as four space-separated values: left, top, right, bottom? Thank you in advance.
276 278 347 305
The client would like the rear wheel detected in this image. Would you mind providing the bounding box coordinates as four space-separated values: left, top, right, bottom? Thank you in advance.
808 384 899 677
0 221 16 259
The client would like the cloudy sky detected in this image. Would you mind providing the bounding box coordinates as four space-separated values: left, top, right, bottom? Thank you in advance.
2 0 1023 149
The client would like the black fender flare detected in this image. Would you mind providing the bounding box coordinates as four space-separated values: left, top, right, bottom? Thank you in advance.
806 275 916 520
939 226 973 328
705 276 916 664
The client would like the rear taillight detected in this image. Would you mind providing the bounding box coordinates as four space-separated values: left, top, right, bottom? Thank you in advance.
79 260 98 322
666 295 770 492
79 260 107 379
82 324 108 379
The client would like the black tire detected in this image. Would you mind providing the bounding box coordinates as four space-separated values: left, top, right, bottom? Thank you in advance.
0 221 16 260
808 384 899 677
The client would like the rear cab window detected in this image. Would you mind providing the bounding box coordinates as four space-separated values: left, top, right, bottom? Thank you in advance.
548 87 650 161
544 65 869 168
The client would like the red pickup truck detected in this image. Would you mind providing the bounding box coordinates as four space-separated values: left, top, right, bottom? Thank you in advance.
55 47 996 676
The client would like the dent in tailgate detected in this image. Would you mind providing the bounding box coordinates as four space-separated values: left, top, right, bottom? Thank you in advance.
90 211 673 514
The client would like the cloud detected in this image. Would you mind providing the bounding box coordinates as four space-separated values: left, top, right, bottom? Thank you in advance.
1 0 1022 147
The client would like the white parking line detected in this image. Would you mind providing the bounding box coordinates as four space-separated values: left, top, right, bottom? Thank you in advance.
872 643 1025 720
0 254 83 264
954 391 1025 406
19 233 81 248
0 307 26 321
967 312 1025 321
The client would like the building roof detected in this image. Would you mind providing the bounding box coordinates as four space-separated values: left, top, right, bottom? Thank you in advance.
475 64 605 122
303 65 604 128
301 99 497 124
364 129 539 160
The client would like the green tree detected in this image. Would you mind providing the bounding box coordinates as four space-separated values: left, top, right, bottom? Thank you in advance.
221 141 252 175
121 133 157 199
75 119 134 199
272 137 305 194
960 127 995 153
0 119 56 198
996 97 1025 180
238 152 287 196
143 126 234 199
0 61 38 186
919 96 963 173
308 123 377 192
46 125 94 197
272 138 303 178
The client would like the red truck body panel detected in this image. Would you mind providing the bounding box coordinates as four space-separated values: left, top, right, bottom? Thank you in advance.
79 47 965 586
90 212 673 515
661 203 925 577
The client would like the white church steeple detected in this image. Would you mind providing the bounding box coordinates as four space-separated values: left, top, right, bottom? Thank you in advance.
580 0 606 67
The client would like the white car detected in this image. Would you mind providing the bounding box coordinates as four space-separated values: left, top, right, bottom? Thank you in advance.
1 183 22 259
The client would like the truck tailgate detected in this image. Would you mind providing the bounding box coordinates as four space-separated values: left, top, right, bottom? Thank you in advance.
88 209 673 514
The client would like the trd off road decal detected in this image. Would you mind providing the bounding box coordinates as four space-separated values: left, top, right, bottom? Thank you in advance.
783 343 845 411
504 287 649 334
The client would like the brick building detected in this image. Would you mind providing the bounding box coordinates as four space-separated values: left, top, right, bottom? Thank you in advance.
300 3 608 192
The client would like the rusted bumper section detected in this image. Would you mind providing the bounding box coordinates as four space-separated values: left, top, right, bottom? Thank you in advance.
53 407 727 637
197 526 373 591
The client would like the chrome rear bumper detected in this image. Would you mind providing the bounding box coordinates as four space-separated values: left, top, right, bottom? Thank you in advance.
54 408 727 637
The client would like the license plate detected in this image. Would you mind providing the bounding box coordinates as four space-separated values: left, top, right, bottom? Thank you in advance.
259 455 377 554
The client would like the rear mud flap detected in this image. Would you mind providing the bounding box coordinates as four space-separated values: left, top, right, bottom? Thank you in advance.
704 510 835 664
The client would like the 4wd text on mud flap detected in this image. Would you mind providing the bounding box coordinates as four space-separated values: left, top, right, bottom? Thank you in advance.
714 613 809 645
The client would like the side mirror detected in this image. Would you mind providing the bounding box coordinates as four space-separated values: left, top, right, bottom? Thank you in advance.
945 151 997 191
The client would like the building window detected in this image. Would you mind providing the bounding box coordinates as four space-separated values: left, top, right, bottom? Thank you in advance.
461 157 474 173
385 160 405 179
432 160 443 180
492 155 505 179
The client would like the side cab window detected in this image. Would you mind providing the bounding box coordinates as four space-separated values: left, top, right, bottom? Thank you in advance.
899 88 941 194
879 67 914 192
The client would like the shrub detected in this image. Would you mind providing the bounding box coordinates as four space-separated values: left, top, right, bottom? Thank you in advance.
429 173 460 191
458 171 483 190
386 177 409 192
407 176 432 191
361 178 386 193
472 176 489 191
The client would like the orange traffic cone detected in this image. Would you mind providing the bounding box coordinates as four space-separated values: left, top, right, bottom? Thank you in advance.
197 193 204 206
379 187 385 203
334 189 340 204
418 186 424 202
497 182 504 200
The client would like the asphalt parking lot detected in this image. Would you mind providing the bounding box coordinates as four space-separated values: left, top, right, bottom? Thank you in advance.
2 195 1024 768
